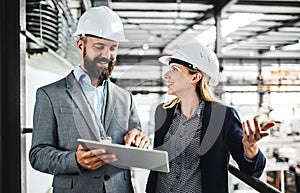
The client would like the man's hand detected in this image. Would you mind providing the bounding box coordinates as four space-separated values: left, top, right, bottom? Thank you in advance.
76 144 117 170
242 118 275 159
124 128 150 148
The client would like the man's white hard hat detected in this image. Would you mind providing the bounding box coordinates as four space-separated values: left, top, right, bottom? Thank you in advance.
74 6 128 42
159 42 220 86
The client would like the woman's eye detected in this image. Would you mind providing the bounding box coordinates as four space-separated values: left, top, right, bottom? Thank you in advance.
170 66 178 72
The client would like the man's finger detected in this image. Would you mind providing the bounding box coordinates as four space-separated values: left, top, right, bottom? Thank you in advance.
124 133 136 146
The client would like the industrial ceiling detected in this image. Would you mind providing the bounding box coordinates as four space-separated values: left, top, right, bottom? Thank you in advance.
65 0 300 57
25 0 300 93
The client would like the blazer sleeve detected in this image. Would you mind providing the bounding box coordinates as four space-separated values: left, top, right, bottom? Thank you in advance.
227 107 266 178
29 88 82 175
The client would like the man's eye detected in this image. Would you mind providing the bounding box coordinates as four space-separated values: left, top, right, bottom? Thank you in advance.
94 45 104 50
110 47 117 52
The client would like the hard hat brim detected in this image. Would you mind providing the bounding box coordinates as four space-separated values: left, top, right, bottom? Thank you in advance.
73 33 129 43
158 56 172 65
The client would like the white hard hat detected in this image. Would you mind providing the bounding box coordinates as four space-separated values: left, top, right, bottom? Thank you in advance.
159 42 220 86
74 6 128 42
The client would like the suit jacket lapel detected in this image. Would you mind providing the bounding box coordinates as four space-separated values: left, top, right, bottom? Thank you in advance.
65 72 100 141
103 79 117 133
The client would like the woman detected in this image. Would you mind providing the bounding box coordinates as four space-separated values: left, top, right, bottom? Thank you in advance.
146 42 275 193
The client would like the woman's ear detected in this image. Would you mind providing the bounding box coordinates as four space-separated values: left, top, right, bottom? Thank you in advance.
191 72 202 83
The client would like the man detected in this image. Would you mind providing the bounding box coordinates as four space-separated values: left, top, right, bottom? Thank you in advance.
29 6 149 193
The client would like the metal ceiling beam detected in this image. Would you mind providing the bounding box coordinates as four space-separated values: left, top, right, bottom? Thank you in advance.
163 0 232 51
81 0 92 11
92 0 111 7
223 17 300 54
116 54 300 65
81 0 111 11
111 0 210 3
237 0 300 7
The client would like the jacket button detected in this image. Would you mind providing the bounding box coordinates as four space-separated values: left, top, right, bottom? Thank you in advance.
104 175 110 181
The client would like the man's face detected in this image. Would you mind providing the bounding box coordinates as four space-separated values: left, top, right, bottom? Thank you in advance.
80 36 118 81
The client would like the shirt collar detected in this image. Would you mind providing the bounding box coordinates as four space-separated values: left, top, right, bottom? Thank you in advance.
175 100 205 117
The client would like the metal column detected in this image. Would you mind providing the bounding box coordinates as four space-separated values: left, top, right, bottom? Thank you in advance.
0 0 21 193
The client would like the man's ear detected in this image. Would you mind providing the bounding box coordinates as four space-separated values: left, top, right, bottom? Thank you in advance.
76 39 84 53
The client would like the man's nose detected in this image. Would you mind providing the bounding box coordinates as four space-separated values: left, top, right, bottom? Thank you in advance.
100 48 111 59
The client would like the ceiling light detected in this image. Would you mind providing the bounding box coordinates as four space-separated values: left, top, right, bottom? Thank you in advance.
221 13 264 36
282 43 300 51
149 36 156 42
192 24 204 30
249 51 255 56
196 26 216 46
226 36 232 43
143 44 149 50
270 45 276 51
138 49 145 55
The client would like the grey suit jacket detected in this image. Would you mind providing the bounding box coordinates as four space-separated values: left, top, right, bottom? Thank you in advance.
29 71 141 193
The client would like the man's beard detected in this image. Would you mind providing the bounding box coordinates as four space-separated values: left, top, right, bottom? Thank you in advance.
83 47 115 83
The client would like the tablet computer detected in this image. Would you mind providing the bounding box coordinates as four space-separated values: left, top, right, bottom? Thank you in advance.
77 138 169 173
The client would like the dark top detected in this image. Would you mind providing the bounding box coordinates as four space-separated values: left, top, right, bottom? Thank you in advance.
146 101 266 193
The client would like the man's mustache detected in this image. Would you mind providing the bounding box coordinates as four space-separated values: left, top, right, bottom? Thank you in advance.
94 57 111 64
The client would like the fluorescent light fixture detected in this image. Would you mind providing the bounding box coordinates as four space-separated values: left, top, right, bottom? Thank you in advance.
282 43 300 51
221 13 264 36
196 26 216 46
196 13 263 47
116 11 201 18
112 2 212 11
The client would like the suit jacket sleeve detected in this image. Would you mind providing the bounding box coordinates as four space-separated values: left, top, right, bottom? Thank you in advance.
227 106 266 177
29 88 81 175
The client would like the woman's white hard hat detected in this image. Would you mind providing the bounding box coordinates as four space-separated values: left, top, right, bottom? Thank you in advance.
74 6 128 42
159 42 220 86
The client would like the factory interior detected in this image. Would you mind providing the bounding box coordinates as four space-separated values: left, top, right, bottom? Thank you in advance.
1 0 300 193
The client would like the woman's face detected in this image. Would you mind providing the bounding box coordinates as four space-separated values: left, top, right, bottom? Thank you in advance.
164 63 195 96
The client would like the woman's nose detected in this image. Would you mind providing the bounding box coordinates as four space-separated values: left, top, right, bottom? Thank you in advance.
164 71 169 80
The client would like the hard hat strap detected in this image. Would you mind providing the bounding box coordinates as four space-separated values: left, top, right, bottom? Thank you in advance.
169 58 194 70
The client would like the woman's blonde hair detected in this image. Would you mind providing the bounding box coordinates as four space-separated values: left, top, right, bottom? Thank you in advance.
163 67 218 109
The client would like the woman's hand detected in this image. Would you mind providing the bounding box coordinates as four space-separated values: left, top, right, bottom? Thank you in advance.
242 118 275 159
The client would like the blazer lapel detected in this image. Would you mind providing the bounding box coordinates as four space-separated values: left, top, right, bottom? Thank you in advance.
154 104 176 148
103 79 117 133
65 72 100 141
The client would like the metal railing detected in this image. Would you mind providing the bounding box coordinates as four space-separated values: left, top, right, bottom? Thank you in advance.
228 164 281 193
